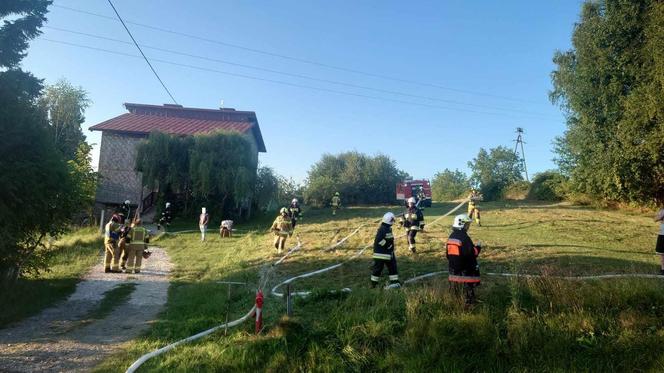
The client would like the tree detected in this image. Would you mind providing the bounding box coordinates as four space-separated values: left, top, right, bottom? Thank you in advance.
0 0 78 286
304 152 407 207
431 169 468 201
254 166 279 212
468 146 524 200
550 0 664 205
39 79 91 160
135 131 258 219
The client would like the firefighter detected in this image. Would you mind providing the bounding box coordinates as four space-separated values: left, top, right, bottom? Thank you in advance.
120 200 132 221
371 212 400 288
331 192 341 215
117 213 130 270
157 202 172 231
125 219 149 274
655 208 664 275
270 207 293 254
401 197 425 253
103 214 122 273
467 189 482 226
416 186 426 206
288 198 303 229
446 214 482 305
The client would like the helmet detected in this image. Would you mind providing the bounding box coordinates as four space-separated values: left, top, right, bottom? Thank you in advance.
280 207 289 215
124 200 131 205
452 214 472 229
165 202 171 208
334 192 340 196
382 212 396 225
292 198 298 204
407 197 416 205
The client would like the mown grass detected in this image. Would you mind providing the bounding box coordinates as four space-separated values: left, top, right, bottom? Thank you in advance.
96 202 664 372
0 227 102 328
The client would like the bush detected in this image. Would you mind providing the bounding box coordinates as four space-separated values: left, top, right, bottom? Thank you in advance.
503 181 531 200
527 171 569 201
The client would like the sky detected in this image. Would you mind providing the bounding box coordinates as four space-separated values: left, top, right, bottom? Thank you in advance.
22 0 583 184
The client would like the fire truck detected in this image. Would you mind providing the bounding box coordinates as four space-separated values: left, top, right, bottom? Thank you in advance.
396 178 432 207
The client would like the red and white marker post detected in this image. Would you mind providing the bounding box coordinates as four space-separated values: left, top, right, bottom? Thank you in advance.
255 290 263 334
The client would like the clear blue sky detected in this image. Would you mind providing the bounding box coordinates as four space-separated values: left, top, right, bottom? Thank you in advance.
23 0 582 183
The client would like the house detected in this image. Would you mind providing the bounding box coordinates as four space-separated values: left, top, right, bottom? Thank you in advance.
89 103 266 216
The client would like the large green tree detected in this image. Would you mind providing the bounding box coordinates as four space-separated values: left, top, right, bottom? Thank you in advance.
0 0 88 285
431 168 469 201
468 146 524 201
304 152 407 207
39 79 91 160
551 0 664 204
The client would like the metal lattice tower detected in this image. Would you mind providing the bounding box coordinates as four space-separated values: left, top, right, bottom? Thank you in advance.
514 127 529 181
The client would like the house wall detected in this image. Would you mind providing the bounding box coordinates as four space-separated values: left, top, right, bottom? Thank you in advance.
95 132 146 206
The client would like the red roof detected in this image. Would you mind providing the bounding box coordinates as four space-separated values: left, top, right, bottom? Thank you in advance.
89 103 266 152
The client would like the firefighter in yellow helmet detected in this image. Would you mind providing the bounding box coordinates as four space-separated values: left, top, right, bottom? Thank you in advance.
271 207 293 254
331 192 341 215
103 214 122 273
125 219 149 274
467 189 482 226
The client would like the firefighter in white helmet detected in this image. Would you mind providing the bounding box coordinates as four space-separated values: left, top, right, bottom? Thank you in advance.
401 197 425 253
371 212 400 288
270 207 293 254
288 198 303 229
446 213 482 305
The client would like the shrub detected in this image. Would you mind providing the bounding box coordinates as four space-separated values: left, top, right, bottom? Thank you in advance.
527 171 569 201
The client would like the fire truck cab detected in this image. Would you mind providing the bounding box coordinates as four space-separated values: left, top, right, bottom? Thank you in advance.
396 178 432 207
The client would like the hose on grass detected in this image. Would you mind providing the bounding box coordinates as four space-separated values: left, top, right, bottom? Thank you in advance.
271 199 469 298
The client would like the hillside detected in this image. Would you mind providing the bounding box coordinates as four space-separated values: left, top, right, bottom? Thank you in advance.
97 202 664 372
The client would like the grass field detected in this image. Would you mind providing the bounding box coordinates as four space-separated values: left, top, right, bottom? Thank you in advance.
95 202 664 372
0 228 102 328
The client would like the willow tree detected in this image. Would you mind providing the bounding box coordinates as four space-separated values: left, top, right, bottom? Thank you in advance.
551 0 664 205
136 130 257 217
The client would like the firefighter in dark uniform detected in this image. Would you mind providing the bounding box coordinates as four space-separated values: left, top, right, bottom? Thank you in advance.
157 202 172 231
416 186 426 205
371 212 400 288
288 198 303 229
401 197 424 253
446 213 482 305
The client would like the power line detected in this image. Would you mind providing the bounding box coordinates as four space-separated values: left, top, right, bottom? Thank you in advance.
52 3 542 105
43 25 551 118
39 37 539 119
105 0 178 104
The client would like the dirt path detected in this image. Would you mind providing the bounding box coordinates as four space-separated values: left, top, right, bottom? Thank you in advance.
0 246 172 373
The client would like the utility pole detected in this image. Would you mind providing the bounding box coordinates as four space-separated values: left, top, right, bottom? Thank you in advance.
514 127 529 181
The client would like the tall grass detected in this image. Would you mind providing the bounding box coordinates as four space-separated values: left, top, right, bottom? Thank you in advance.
0 227 102 328
96 202 664 372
